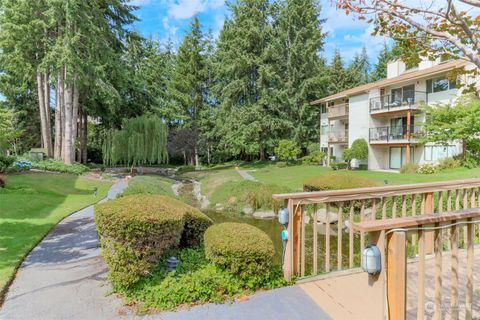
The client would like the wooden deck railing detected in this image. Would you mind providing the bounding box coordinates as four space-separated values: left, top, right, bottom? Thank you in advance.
355 209 479 319
272 178 480 278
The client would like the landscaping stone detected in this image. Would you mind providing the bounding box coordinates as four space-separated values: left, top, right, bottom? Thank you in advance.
252 210 276 219
316 208 338 224
242 207 253 215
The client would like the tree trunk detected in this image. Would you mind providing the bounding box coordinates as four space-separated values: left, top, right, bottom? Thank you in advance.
77 107 83 162
81 110 88 164
207 142 211 165
71 84 80 162
64 82 74 165
36 72 48 152
61 67 67 160
194 145 199 169
54 71 64 159
43 72 53 157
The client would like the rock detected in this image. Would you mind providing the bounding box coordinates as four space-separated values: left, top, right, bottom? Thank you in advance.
214 203 224 211
253 210 276 219
316 208 338 224
242 207 253 215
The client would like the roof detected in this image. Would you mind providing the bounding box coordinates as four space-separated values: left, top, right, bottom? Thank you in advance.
311 59 469 105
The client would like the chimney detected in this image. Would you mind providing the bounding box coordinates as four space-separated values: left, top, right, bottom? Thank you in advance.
387 59 406 78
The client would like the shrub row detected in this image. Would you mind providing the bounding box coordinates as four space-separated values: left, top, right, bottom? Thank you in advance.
303 172 377 191
95 194 212 289
204 222 275 280
32 159 90 174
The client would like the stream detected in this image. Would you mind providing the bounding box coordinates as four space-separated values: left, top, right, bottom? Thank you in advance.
173 178 360 270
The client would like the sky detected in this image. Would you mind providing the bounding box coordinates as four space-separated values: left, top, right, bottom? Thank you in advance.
130 0 391 64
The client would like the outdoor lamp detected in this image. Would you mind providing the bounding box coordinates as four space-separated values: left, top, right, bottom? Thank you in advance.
278 207 289 225
361 245 381 275
166 256 179 272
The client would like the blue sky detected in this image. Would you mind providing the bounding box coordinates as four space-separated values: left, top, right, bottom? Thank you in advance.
131 0 391 64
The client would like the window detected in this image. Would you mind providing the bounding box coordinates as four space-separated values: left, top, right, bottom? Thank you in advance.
389 147 414 169
426 78 456 93
424 145 458 161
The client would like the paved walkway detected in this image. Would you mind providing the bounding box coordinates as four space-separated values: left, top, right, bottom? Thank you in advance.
237 169 257 181
0 179 330 320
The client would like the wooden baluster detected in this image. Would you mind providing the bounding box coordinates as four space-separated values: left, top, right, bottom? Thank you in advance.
450 223 459 320
372 198 377 221
293 203 301 275
417 229 426 320
455 189 460 210
382 197 387 220
313 203 318 275
463 190 469 247
401 195 407 217
411 194 417 255
425 193 434 253
360 200 365 254
434 224 443 320
447 190 452 212
325 203 330 272
438 191 444 213
349 201 354 269
392 196 397 218
337 202 343 270
466 218 474 320
300 205 306 277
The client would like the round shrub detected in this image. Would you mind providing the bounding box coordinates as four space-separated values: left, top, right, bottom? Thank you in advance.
204 223 275 279
416 163 438 174
95 195 211 289
276 161 287 168
303 173 377 192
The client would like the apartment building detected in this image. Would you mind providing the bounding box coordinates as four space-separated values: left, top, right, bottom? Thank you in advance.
313 59 478 171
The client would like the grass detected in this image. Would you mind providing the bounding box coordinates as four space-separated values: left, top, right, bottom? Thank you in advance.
249 164 480 190
120 175 176 197
0 173 112 298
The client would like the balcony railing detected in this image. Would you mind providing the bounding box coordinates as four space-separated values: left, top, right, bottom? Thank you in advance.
369 90 427 113
327 103 349 119
369 125 425 142
328 129 349 143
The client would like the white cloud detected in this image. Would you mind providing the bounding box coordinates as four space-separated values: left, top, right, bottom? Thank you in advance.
167 0 225 20
129 0 153 5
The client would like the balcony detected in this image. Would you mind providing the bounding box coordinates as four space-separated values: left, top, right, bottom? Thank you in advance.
327 104 349 120
369 91 427 116
328 129 349 144
369 125 425 144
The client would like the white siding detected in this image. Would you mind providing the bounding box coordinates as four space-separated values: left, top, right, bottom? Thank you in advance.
348 93 370 145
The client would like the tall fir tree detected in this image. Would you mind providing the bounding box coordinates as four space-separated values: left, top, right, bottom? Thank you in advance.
213 0 285 160
276 0 328 151
327 49 348 95
347 46 370 86
371 42 391 81
168 16 210 166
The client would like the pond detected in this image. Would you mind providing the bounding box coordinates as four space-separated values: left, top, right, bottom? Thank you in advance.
178 179 362 274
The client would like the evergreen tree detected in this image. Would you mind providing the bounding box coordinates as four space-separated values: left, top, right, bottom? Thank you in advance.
168 16 209 166
347 46 370 86
276 0 328 151
371 42 391 81
213 0 285 160
327 49 348 94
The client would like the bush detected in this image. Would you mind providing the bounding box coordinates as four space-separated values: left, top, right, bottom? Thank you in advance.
330 162 347 170
0 174 5 188
181 208 213 247
276 161 287 168
176 165 195 175
400 163 419 174
204 223 275 280
95 195 210 289
301 150 325 166
417 163 438 174
0 155 15 173
274 139 300 162
438 157 461 170
460 155 478 169
303 173 377 192
241 183 288 212
12 159 32 172
32 159 89 174
343 139 368 162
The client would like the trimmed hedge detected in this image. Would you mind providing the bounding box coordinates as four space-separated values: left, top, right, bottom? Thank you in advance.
303 173 377 191
204 223 274 279
95 194 212 289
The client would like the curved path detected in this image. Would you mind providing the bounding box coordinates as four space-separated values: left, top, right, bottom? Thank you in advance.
0 179 329 320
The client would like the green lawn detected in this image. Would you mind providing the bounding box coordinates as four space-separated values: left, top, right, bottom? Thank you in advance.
249 165 480 191
0 173 112 297
120 175 176 197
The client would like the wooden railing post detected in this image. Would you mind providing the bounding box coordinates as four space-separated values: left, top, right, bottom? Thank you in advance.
283 199 294 281
387 231 407 320
293 204 301 275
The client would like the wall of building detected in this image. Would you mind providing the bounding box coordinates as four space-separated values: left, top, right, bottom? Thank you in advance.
348 93 370 146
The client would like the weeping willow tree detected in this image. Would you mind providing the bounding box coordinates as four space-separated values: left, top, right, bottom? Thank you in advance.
103 116 168 166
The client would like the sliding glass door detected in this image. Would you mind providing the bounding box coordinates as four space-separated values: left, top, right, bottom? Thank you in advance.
389 147 414 169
